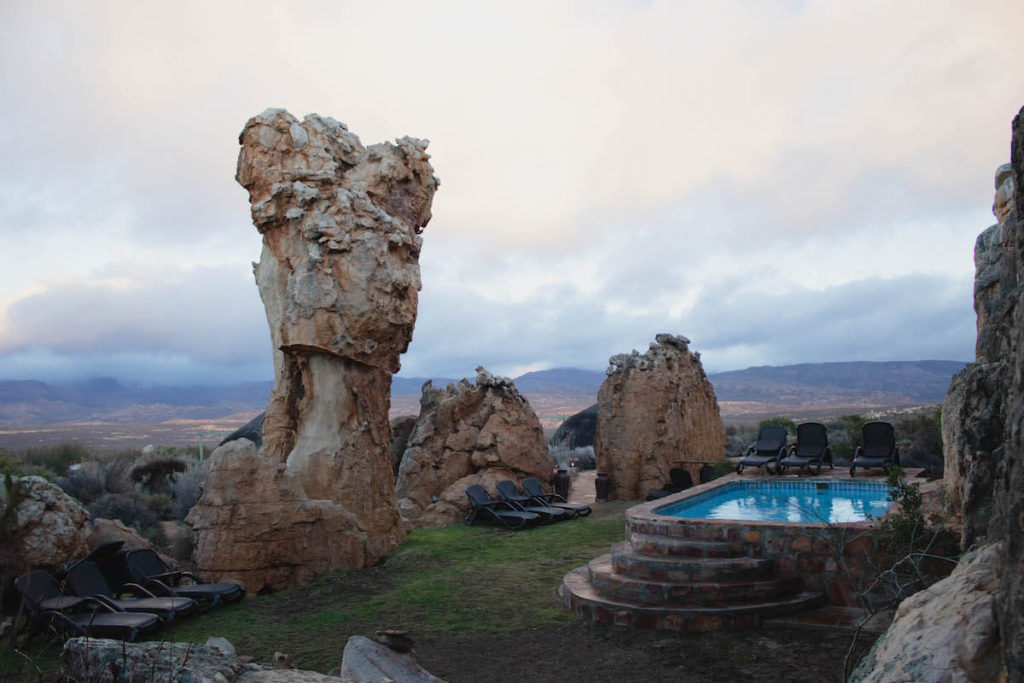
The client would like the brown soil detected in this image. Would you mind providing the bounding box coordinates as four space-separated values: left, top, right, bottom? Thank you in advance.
413 625 866 682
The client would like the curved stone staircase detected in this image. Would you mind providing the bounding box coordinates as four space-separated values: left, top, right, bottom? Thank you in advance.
560 526 826 632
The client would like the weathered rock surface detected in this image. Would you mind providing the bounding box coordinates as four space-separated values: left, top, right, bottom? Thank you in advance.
187 439 390 592
594 334 725 500
340 635 445 682
395 368 552 527
994 162 1016 223
943 158 1020 548
189 109 436 590
61 636 445 682
1 476 89 574
881 104 1024 682
83 518 154 552
850 543 1003 683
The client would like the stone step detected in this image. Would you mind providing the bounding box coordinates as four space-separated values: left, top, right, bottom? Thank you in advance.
628 533 748 558
608 544 776 582
586 557 800 607
627 517 744 542
561 566 827 632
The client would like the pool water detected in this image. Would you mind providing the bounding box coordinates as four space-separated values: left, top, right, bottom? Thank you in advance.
655 480 895 524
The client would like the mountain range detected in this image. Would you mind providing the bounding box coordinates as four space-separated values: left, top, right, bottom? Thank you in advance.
0 360 967 428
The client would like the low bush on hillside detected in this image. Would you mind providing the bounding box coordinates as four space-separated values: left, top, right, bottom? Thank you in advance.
3 443 209 556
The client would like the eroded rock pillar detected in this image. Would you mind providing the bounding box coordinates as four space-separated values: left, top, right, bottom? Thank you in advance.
189 109 437 591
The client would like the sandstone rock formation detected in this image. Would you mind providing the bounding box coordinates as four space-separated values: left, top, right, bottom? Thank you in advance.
850 543 1003 683
188 109 437 591
942 158 1022 547
594 334 725 500
1 476 89 575
866 105 1024 682
395 367 552 527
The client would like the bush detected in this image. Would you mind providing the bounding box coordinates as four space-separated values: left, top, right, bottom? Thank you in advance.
19 442 90 477
131 457 187 494
758 416 797 435
171 458 209 521
87 493 160 533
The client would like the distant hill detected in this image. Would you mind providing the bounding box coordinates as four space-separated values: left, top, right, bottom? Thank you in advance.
0 360 967 427
709 360 967 405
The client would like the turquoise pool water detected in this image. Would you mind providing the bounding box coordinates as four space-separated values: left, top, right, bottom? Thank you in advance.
654 480 895 524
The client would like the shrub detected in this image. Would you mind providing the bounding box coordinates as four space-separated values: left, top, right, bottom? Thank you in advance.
87 493 160 533
171 458 209 521
20 442 90 477
758 416 797 435
131 458 187 494
711 459 735 479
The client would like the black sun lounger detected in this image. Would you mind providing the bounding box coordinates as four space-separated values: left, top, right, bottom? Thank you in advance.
850 421 899 476
777 422 833 475
464 484 541 530
736 425 788 474
14 570 161 642
121 548 244 611
521 477 591 516
496 480 570 522
65 559 195 622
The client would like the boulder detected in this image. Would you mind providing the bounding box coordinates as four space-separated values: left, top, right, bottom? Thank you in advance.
219 412 266 449
63 637 243 682
187 439 397 592
61 637 366 682
549 403 598 449
190 109 437 590
594 334 726 500
850 543 1003 683
83 517 152 552
1 476 89 575
395 368 552 527
340 635 445 682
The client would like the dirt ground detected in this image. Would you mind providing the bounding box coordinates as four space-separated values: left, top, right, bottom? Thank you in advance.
415 625 868 682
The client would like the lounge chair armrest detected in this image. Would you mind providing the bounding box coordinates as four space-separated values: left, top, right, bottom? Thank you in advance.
78 596 121 613
141 578 180 597
122 582 159 598
854 446 864 459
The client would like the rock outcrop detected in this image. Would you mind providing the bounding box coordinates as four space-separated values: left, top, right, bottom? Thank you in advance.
61 636 446 682
864 105 1024 682
395 368 552 527
189 109 437 591
594 334 725 500
549 403 598 449
850 543 1004 683
1 476 89 575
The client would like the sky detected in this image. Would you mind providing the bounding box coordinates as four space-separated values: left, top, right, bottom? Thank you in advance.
0 0 1021 386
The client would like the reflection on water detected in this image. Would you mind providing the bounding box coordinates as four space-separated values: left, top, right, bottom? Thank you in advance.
673 483 894 523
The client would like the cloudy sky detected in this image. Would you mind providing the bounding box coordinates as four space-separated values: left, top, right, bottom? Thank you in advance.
1 1 1021 385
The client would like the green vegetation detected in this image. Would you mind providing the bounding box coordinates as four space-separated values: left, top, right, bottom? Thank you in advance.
5 502 631 676
757 416 797 434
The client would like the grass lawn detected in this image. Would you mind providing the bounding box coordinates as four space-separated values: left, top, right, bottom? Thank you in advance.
3 501 633 678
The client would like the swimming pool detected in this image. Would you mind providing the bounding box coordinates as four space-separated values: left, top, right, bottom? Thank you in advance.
654 480 895 524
